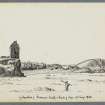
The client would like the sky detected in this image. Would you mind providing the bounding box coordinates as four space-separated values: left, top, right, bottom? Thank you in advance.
0 3 105 64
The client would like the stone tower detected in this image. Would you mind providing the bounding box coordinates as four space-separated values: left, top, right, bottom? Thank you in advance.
9 41 25 77
10 41 20 59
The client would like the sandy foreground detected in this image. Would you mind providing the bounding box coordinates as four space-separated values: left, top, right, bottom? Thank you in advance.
0 69 105 102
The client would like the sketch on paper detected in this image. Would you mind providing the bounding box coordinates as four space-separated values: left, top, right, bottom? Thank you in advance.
0 40 105 102
0 4 105 102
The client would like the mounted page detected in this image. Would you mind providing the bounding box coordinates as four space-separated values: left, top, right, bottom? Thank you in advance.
0 3 105 102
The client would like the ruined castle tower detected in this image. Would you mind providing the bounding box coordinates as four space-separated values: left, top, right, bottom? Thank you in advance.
9 41 25 77
10 41 20 59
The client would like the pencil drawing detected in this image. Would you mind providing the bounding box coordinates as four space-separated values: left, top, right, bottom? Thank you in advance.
0 3 105 102
0 41 105 102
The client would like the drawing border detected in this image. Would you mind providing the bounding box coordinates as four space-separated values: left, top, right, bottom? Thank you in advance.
0 1 104 105
0 0 105 2
0 102 105 105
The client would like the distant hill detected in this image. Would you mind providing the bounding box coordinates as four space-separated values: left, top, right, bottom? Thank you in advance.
86 58 105 68
0 57 105 74
21 58 105 73
73 58 105 73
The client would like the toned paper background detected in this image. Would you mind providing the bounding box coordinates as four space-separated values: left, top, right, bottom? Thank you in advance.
0 3 105 65
0 3 105 103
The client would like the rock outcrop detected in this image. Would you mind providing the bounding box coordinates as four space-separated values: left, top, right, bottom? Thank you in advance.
0 57 25 77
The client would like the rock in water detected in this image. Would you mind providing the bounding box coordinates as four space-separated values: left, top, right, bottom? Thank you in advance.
0 58 25 77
